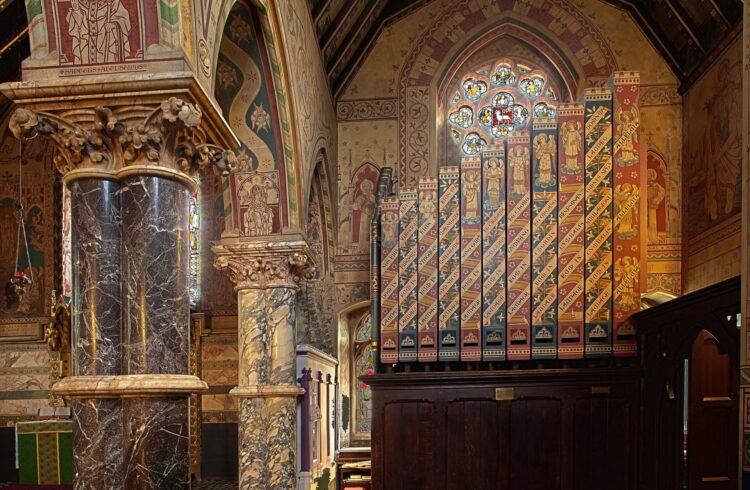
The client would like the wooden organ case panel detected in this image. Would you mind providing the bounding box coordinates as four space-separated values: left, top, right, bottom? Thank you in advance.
366 369 639 490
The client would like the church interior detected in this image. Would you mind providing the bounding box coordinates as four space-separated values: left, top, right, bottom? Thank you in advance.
0 0 747 488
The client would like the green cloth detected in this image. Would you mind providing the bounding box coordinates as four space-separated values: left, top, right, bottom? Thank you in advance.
16 420 73 484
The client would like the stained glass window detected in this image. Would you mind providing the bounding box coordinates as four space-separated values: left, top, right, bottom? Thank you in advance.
448 106 473 129
462 78 487 101
447 59 557 154
189 186 201 307
462 132 486 155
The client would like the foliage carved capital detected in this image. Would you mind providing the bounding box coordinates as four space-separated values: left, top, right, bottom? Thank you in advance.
212 239 311 290
9 98 236 181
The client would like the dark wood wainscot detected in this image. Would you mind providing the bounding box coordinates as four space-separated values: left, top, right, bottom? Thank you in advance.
364 368 640 490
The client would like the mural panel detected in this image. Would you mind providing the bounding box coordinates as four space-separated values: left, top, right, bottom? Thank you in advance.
684 38 742 240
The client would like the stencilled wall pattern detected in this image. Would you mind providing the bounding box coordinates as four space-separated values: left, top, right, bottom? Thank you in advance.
274 0 337 227
641 87 683 297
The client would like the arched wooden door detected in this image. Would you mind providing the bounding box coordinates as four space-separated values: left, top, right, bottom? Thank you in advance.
687 329 738 489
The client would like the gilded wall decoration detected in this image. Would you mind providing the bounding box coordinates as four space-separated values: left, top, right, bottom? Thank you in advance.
684 38 742 240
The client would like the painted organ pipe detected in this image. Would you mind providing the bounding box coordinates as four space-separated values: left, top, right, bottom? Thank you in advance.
376 72 643 364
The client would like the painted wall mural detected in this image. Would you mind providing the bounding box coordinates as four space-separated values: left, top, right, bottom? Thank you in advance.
682 37 742 292
215 2 286 236
25 0 184 78
684 38 742 240
337 0 677 189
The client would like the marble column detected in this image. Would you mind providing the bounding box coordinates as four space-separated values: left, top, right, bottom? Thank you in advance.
213 241 310 490
69 178 123 489
121 174 193 487
9 98 228 489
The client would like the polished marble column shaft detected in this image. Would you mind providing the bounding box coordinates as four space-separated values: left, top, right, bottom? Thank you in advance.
122 175 191 375
236 287 301 490
69 179 123 489
120 175 192 488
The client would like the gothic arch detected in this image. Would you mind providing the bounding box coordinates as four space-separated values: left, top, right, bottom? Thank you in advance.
397 0 618 185
211 0 303 234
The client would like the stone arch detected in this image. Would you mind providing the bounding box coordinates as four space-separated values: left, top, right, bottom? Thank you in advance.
210 0 303 234
297 158 337 354
397 0 618 185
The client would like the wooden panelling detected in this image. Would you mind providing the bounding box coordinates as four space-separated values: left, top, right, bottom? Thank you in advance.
367 369 639 490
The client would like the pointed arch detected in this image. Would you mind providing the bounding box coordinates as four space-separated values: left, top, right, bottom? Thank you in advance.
210 0 303 233
396 0 618 184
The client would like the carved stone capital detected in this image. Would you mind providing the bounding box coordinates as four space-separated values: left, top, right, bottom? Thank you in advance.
212 238 311 290
9 97 236 185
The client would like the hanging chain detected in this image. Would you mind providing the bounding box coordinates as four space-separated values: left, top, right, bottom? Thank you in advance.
13 137 33 285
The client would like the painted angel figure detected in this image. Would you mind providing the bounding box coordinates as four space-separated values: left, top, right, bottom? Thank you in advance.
462 171 481 220
614 256 639 310
614 183 638 240
615 107 640 167
560 120 582 173
381 212 398 248
67 0 132 64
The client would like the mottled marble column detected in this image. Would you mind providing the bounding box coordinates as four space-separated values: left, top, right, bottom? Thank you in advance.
120 175 192 488
69 179 123 488
213 243 309 490
237 288 300 489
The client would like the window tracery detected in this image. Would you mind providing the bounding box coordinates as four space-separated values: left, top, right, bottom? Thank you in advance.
447 59 557 154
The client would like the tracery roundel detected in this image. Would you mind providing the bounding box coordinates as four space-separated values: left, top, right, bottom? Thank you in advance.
447 59 557 154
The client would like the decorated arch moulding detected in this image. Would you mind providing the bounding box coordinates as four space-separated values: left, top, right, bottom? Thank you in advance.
305 155 337 277
208 0 304 235
396 0 617 185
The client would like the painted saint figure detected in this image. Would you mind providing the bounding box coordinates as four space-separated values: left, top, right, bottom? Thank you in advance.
241 183 274 236
66 0 132 64
689 58 741 221
509 146 529 198
560 120 582 173
484 158 502 209
646 168 665 242
533 133 556 188
353 179 375 248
